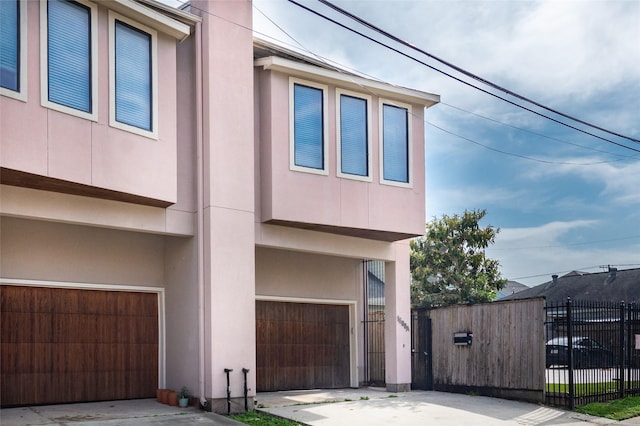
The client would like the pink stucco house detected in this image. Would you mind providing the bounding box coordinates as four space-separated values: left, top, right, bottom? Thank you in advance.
0 0 439 413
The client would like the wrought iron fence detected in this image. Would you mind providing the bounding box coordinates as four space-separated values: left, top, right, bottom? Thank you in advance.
545 299 640 408
362 260 385 386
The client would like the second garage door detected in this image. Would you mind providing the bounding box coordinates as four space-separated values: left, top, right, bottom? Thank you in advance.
256 301 350 391
1 285 158 407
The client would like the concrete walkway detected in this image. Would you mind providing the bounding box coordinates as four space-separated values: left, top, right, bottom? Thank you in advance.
256 388 640 426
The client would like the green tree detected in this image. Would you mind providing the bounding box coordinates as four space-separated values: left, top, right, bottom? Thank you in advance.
410 209 506 308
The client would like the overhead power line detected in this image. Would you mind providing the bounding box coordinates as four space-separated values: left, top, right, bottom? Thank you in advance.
426 120 639 164
317 0 640 146
284 0 639 154
254 4 639 162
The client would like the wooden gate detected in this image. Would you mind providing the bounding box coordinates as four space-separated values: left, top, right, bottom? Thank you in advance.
256 301 350 391
1 286 158 407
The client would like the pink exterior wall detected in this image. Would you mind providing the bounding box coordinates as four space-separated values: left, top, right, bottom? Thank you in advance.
0 1 178 204
255 248 360 301
255 68 427 239
1 217 165 286
194 0 256 409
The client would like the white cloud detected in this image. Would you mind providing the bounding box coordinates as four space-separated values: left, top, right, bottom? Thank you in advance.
487 220 640 286
525 158 640 206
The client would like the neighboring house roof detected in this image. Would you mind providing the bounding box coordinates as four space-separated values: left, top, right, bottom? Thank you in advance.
495 280 529 300
502 267 640 303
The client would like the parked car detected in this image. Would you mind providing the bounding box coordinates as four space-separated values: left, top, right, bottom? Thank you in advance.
546 337 617 368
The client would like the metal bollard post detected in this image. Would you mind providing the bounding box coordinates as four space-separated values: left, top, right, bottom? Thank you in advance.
242 368 250 411
224 368 233 414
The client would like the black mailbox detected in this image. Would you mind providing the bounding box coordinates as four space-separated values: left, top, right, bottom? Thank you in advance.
454 332 473 346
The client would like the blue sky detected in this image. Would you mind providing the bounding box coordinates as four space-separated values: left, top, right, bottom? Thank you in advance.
167 0 640 286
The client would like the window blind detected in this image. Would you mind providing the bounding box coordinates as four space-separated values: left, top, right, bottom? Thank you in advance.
294 83 324 170
340 95 368 176
115 20 152 131
48 0 92 112
0 0 19 91
382 104 409 183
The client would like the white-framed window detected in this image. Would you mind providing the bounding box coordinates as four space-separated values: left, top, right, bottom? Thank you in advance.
0 0 27 101
289 77 328 175
379 99 412 187
336 89 372 182
40 0 98 120
109 11 158 139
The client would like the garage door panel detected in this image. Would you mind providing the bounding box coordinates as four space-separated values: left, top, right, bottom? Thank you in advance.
256 301 350 392
1 286 158 407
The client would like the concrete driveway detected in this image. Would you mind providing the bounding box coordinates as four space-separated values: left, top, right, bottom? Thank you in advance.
1 389 639 426
256 388 640 426
0 399 242 426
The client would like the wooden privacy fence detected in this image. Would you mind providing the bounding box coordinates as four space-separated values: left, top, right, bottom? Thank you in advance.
415 298 546 403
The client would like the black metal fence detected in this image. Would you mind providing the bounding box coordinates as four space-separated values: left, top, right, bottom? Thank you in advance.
545 299 640 408
362 260 386 386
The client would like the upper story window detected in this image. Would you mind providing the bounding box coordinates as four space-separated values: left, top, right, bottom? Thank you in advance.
380 101 412 187
336 89 372 181
40 0 98 120
289 77 328 175
109 12 158 138
1 0 27 100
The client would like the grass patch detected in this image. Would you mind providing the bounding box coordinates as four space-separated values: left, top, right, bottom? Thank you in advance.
545 382 632 396
575 396 640 421
231 411 303 426
546 381 640 396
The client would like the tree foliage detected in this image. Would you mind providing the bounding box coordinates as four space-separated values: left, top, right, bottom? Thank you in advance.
410 209 507 308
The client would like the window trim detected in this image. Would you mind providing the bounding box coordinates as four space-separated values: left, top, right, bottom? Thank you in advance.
40 0 98 121
289 77 329 175
336 89 372 182
0 0 28 101
108 11 158 139
379 99 413 188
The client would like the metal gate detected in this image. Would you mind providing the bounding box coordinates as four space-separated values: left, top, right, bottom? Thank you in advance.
411 309 433 390
362 260 385 386
545 299 640 408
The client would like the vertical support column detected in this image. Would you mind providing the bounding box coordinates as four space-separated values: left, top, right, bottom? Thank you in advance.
196 0 255 414
567 297 575 410
384 241 412 392
619 301 626 399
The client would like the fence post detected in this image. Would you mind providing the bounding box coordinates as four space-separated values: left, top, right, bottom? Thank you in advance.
619 301 626 399
567 297 574 410
627 303 633 396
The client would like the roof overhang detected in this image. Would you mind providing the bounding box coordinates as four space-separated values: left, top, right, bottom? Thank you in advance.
254 55 440 108
106 0 199 41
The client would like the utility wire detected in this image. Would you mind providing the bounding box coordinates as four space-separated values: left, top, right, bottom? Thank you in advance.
489 234 640 251
254 5 638 163
440 103 639 160
189 1 640 162
317 0 640 145
512 264 640 281
285 0 640 153
425 120 637 164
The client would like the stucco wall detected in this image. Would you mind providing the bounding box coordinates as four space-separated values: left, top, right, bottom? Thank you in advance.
255 247 360 301
0 0 178 203
164 235 199 394
1 216 165 286
254 68 426 237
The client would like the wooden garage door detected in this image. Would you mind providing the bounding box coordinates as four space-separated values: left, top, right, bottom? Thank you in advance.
256 301 350 391
0 286 158 407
